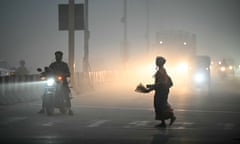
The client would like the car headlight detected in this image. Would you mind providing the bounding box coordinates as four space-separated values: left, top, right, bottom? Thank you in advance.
194 72 205 84
46 78 55 86
220 66 226 71
176 62 188 73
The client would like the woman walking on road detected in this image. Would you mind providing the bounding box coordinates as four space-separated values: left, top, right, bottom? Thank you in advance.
135 56 176 128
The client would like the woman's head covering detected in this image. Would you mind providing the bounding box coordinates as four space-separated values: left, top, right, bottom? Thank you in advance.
155 56 166 67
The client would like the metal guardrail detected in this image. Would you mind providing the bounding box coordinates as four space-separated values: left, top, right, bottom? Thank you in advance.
0 75 43 105
0 71 121 105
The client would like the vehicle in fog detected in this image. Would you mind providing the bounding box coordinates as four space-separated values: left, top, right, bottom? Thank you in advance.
152 30 211 91
190 56 211 91
216 58 235 79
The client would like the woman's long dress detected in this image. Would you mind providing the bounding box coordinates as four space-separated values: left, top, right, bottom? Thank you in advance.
153 67 173 120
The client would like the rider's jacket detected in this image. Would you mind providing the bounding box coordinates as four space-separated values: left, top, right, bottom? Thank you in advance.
49 61 70 76
49 61 70 87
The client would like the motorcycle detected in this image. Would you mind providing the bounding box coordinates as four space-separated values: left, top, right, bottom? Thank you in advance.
37 67 70 116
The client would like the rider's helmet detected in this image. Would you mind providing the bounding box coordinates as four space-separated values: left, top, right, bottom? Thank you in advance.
156 56 166 67
55 51 63 56
55 51 63 62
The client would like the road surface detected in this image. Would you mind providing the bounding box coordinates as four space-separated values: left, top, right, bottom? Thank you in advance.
0 79 240 144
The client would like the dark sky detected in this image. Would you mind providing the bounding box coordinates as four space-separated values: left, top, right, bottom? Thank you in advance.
1 0 240 73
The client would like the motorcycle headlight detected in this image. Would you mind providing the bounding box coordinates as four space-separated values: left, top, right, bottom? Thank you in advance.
46 78 55 86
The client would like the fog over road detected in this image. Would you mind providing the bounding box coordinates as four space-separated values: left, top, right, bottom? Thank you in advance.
0 77 240 144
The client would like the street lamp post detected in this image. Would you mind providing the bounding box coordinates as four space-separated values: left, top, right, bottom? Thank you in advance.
68 0 75 88
83 0 90 73
122 0 128 69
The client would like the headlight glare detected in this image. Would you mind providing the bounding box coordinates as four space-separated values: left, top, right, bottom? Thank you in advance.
47 78 55 86
220 66 226 71
194 73 205 84
176 62 188 73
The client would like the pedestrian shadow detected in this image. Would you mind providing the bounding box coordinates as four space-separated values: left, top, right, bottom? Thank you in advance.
149 128 172 144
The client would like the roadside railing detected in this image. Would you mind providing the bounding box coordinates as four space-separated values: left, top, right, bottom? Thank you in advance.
0 75 43 104
0 70 122 105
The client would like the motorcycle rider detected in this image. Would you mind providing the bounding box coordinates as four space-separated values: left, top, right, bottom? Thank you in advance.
38 51 73 115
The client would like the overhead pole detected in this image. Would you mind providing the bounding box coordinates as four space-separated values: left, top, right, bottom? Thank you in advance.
83 0 90 73
146 0 150 56
123 0 128 69
68 0 75 88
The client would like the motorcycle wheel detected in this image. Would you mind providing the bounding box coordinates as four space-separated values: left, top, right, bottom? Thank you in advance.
46 108 54 116
59 107 67 114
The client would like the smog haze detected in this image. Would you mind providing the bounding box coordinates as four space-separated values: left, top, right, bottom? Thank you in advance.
1 0 240 73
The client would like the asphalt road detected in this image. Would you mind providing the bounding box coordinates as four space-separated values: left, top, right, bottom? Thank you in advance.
0 78 240 144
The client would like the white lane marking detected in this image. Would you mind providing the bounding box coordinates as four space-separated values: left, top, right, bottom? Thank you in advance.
87 120 109 127
123 121 195 130
174 122 194 125
42 122 55 127
173 126 186 129
217 123 235 130
74 104 153 111
183 122 194 125
129 121 151 126
73 105 240 115
176 109 240 114
30 103 240 114
124 121 152 128
224 123 235 130
41 118 67 127
1 117 27 124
